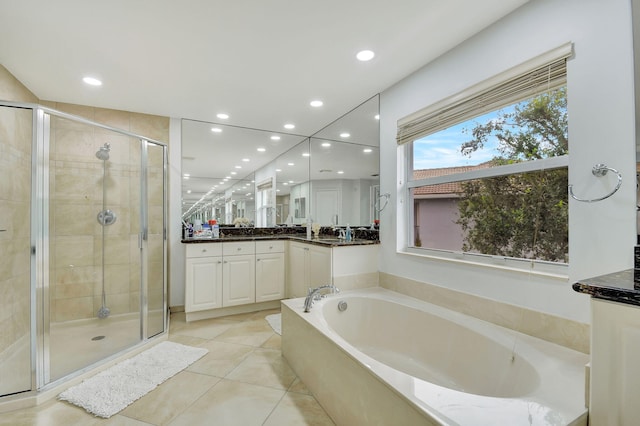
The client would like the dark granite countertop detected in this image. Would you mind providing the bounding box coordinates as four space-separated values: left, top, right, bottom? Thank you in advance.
572 269 640 307
181 234 380 248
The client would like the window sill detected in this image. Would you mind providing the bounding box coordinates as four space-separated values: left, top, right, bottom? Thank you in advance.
400 247 569 281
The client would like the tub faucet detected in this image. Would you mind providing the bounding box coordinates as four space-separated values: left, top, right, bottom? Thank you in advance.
303 285 340 312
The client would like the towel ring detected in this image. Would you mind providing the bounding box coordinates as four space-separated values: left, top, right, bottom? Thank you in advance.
568 163 622 203
375 193 390 212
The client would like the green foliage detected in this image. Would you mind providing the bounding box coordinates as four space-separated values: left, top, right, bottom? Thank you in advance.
456 88 568 262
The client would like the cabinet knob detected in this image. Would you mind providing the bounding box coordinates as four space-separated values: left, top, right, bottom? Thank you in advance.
269 246 273 249
237 247 242 251
202 249 207 252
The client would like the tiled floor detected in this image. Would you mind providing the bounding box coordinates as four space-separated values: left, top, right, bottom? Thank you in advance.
0 309 335 426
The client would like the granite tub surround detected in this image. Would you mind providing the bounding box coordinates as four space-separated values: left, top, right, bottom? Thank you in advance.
380 272 590 354
572 269 640 307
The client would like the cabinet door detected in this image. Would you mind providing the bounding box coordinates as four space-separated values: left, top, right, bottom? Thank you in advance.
223 254 256 307
308 245 332 288
185 256 223 312
287 242 309 298
256 252 285 302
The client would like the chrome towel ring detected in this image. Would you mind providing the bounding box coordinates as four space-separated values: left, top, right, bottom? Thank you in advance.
568 163 622 203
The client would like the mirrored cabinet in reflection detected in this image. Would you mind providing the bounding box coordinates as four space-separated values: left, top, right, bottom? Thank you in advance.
181 94 380 228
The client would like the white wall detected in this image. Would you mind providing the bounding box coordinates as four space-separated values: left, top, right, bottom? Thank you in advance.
379 0 636 323
169 118 185 307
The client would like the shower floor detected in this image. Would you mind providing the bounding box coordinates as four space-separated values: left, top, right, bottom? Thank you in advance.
49 313 141 382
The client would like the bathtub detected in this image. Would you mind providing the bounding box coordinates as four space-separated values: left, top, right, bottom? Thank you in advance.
281 287 589 426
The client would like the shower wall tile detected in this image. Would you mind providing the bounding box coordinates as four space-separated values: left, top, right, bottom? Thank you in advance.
44 101 168 323
379 272 590 354
0 64 38 102
54 236 95 268
94 108 131 132
54 203 95 236
130 113 170 143
54 296 94 322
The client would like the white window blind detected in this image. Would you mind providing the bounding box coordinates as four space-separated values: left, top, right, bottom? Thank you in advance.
397 43 572 146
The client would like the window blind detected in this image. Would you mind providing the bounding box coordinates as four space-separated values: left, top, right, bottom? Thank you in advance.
397 43 572 146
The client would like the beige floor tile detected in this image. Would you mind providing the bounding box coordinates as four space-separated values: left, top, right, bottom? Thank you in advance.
169 317 237 340
120 371 219 425
287 377 312 395
168 379 284 426
264 392 335 426
249 308 281 321
186 341 254 377
226 348 297 390
101 415 153 425
261 333 281 350
0 399 103 426
167 334 208 347
214 319 276 347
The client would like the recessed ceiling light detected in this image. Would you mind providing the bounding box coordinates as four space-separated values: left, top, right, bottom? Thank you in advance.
223 178 229 182
302 153 310 157
289 180 294 184
271 135 281 141
310 100 323 107
257 147 266 152
276 169 282 172
276 189 281 192
356 50 375 61
230 172 237 175
235 165 242 169
283 182 289 186
83 76 102 86
187 190 192 194
242 158 250 162
374 114 380 120
211 127 222 133
337 171 345 174
321 142 331 147
363 148 373 153
340 132 350 138
217 113 229 120
284 123 295 130
288 162 295 166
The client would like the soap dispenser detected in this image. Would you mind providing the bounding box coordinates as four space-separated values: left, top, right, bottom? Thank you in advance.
345 224 352 242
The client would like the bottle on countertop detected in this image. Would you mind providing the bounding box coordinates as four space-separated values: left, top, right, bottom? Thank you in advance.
345 224 352 242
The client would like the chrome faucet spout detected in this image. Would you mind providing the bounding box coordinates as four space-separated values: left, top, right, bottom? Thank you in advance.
303 285 340 312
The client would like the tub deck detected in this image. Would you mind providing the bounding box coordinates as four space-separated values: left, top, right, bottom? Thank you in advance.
282 287 589 426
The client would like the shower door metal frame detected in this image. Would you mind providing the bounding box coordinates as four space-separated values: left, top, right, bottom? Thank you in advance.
0 100 169 394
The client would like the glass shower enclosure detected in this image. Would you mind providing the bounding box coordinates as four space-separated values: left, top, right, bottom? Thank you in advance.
0 101 167 398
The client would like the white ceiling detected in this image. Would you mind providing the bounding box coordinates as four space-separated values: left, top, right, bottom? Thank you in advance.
0 0 528 136
0 0 529 217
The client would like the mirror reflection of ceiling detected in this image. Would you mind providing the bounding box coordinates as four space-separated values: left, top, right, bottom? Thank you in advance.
182 95 380 216
181 121 306 208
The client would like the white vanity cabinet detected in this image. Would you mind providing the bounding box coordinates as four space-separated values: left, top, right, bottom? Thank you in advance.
222 242 256 307
185 243 223 312
255 240 286 302
287 241 332 298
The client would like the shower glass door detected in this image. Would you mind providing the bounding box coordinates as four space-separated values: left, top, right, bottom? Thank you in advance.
47 114 143 382
0 105 33 397
144 141 166 338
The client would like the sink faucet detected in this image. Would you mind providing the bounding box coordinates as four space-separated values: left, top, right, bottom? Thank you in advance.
338 229 346 240
303 285 340 312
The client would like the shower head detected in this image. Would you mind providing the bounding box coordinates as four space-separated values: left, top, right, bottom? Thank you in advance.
96 143 111 161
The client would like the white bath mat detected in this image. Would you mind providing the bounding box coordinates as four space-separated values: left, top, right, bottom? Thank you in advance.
58 341 208 418
266 313 281 335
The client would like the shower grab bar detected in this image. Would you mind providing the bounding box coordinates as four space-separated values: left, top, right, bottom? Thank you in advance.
568 163 622 203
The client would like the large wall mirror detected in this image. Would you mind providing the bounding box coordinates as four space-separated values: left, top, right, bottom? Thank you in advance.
181 94 379 228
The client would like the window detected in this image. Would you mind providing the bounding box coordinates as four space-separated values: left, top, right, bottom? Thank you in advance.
398 44 571 267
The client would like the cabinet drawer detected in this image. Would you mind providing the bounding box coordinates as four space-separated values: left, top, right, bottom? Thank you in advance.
186 243 223 258
256 240 285 254
223 241 256 256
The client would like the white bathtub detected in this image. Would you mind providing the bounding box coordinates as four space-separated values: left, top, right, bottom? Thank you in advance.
281 287 589 426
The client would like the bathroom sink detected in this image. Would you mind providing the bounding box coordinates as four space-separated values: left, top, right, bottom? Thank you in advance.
316 238 348 243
